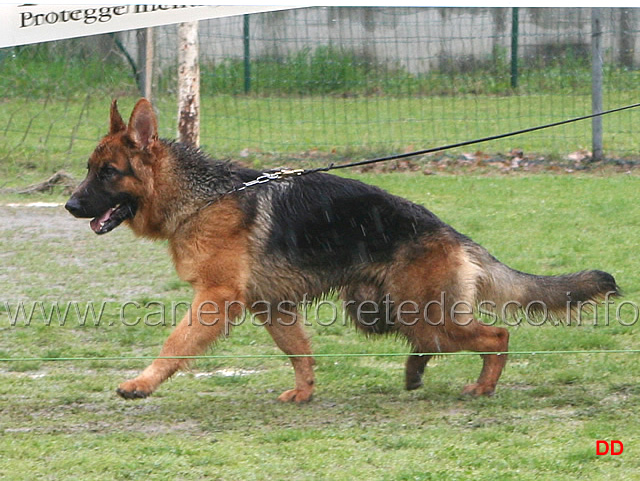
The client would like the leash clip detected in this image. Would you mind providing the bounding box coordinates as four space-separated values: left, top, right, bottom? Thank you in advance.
277 168 304 178
234 168 305 193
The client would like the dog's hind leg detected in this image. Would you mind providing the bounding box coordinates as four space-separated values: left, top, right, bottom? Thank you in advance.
405 350 433 391
399 313 509 397
256 308 315 403
117 287 245 399
422 316 509 397
455 321 509 396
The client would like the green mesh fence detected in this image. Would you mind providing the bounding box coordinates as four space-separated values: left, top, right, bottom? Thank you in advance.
1 7 639 185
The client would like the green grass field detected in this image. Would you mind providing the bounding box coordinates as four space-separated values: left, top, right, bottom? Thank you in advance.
1 173 639 480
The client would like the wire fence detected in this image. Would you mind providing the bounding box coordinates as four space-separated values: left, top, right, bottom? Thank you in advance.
2 349 640 364
1 7 639 184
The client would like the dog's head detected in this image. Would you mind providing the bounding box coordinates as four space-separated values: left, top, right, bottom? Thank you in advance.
65 99 159 235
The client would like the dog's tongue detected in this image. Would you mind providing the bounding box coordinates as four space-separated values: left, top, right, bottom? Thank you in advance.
90 208 115 233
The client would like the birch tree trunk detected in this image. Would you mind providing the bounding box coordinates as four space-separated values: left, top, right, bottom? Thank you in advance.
137 27 154 100
143 27 154 101
177 21 200 147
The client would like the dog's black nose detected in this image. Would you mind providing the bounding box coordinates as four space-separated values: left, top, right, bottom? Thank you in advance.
65 197 83 217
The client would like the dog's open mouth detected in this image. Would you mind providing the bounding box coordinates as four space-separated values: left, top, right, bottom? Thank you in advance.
89 202 137 235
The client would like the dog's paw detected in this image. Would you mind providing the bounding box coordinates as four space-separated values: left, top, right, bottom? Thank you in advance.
277 388 313 403
461 383 495 397
117 379 154 400
405 378 423 391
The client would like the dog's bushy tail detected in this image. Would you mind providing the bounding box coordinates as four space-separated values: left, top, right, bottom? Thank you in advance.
465 243 620 319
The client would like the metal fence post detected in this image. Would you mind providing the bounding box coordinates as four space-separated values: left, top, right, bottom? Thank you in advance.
244 14 251 94
591 8 604 161
511 7 519 89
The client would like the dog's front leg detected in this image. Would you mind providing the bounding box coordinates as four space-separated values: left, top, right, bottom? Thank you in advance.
255 308 315 403
117 287 244 399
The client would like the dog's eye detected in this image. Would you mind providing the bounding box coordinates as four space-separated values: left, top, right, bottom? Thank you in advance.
100 165 120 180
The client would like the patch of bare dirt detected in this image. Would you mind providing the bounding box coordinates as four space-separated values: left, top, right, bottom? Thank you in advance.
238 149 640 176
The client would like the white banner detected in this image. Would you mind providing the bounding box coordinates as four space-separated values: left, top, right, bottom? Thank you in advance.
0 4 295 49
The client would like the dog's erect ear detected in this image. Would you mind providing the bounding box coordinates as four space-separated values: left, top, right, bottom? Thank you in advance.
109 99 126 134
127 98 158 149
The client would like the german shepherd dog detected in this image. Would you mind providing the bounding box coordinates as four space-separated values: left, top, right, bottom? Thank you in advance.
65 99 619 401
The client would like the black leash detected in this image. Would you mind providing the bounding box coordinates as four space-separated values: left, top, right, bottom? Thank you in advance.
231 101 640 192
